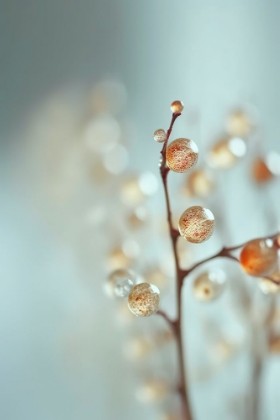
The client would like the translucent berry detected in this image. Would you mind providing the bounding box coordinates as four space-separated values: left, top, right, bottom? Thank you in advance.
170 100 184 114
178 206 215 243
166 138 198 173
226 109 253 137
239 239 278 277
136 379 169 403
186 168 215 197
252 158 273 184
208 136 246 169
153 129 167 143
106 268 137 298
193 269 226 302
128 283 160 317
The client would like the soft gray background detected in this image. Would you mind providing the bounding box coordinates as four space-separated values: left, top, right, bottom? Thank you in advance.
1 1 280 419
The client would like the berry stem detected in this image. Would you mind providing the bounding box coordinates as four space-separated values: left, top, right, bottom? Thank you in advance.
158 112 279 420
181 232 280 284
159 112 193 420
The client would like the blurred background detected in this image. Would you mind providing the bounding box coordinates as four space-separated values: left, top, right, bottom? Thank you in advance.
1 1 280 419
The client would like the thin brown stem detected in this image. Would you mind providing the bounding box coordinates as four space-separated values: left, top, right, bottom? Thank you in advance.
159 113 193 420
158 110 279 420
181 232 280 283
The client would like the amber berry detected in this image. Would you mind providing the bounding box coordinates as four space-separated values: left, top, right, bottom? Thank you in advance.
128 283 160 317
240 238 278 277
178 206 215 243
166 138 198 173
170 100 184 114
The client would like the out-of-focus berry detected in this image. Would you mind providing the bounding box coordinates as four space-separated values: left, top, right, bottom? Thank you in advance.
240 239 278 277
154 129 167 143
106 268 137 298
193 269 227 302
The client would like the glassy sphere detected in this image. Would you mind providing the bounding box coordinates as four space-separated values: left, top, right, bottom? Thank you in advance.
128 283 160 317
193 269 227 302
136 379 169 403
166 138 198 173
186 169 215 197
240 239 278 277
170 100 184 114
208 136 246 169
252 158 273 184
258 277 280 295
178 206 215 243
106 269 137 298
226 109 253 137
154 129 167 143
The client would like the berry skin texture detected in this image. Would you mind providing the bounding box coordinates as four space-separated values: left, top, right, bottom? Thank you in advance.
178 206 215 243
128 283 160 317
170 100 184 114
154 129 167 143
239 239 278 277
166 138 198 173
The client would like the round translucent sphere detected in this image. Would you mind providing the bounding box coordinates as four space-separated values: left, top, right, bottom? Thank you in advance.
153 129 167 143
226 109 253 137
208 136 246 169
106 269 137 298
239 239 278 277
166 138 198 173
128 283 160 317
193 269 227 302
186 168 215 197
178 206 215 243
170 100 184 114
252 158 273 184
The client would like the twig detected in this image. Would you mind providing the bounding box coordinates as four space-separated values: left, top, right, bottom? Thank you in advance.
159 112 193 420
